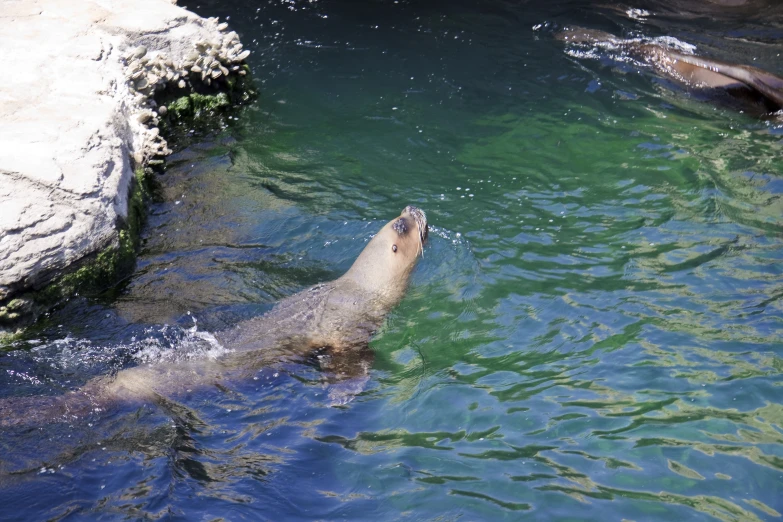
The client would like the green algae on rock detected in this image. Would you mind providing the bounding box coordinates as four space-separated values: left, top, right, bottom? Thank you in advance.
156 64 256 143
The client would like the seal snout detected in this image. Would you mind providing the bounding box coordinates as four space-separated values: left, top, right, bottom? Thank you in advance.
402 205 428 242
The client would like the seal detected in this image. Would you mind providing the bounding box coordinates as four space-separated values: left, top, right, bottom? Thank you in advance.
556 27 783 116
0 205 428 427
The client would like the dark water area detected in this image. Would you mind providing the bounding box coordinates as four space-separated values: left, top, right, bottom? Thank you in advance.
2 0 783 520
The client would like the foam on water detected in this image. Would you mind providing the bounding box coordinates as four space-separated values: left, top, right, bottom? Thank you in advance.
130 318 231 364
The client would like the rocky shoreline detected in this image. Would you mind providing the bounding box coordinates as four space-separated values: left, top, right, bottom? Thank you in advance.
0 0 254 335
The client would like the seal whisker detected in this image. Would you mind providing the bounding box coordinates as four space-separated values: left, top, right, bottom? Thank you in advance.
403 205 428 258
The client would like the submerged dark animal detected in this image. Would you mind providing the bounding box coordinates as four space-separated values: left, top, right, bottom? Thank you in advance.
555 27 783 116
0 206 428 427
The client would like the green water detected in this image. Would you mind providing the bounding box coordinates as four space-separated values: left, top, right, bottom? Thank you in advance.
2 0 783 520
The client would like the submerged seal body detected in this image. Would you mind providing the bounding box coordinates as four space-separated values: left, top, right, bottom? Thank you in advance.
556 27 783 116
1 206 428 427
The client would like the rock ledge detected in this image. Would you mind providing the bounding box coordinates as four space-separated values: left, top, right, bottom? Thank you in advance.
0 0 251 332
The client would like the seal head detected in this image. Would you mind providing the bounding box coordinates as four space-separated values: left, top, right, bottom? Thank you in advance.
340 205 428 304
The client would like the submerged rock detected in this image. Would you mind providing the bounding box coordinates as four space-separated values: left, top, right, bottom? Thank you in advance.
0 0 253 335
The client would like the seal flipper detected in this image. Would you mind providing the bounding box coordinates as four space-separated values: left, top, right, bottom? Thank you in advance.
311 345 375 406
666 51 783 110
327 375 371 406
0 386 112 429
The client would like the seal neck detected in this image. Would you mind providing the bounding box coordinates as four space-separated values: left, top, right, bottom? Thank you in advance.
339 243 411 308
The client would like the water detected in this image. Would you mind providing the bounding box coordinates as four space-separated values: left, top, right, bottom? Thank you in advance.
2 1 783 520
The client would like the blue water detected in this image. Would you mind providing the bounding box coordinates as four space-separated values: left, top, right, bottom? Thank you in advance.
2 0 783 520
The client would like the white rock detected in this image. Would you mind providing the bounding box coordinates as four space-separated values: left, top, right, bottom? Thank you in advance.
0 0 250 311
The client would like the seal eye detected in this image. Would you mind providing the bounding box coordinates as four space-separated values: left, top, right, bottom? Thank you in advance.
392 244 398 253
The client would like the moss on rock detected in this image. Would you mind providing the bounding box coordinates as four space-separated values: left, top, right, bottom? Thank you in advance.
159 66 255 130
